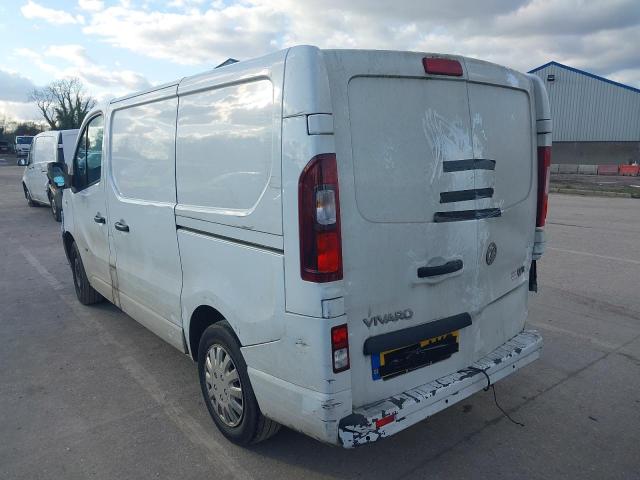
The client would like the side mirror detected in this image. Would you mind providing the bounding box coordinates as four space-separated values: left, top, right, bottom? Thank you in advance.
47 162 71 189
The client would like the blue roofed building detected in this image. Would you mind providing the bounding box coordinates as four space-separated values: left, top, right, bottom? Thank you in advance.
529 61 640 165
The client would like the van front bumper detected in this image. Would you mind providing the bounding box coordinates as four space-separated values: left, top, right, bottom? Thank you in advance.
338 330 543 448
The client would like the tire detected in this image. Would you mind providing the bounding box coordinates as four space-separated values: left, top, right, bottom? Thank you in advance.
23 184 36 207
198 321 280 445
49 193 61 222
69 242 103 305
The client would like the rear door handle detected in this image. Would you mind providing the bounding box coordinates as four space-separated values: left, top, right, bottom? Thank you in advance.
114 221 129 232
417 259 463 278
94 214 106 224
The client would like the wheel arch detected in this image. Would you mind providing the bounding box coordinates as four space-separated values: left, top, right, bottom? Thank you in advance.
62 231 75 264
188 305 235 361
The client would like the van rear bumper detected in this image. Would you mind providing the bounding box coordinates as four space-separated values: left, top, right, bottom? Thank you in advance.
338 330 543 448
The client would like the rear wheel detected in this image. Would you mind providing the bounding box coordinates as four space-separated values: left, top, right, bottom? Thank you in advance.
69 242 103 305
198 321 280 445
49 193 61 222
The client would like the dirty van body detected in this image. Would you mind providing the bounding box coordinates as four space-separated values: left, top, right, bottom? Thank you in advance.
60 46 551 448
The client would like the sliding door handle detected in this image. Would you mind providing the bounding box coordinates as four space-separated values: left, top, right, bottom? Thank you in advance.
418 259 463 278
114 221 129 232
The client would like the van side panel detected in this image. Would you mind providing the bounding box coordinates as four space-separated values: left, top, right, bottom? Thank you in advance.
178 230 286 346
176 51 287 349
29 133 57 203
107 89 184 350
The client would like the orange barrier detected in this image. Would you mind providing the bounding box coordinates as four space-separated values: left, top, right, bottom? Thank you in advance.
619 165 640 176
597 165 619 175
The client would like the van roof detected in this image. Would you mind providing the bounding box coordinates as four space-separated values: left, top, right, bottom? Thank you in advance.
107 46 527 108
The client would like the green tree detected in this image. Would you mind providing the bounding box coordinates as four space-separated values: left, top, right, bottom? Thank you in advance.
30 78 96 130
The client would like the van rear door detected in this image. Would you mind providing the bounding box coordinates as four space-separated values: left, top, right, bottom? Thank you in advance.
465 67 537 313
323 51 536 407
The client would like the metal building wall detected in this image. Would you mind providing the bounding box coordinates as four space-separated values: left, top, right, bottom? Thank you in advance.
531 63 640 142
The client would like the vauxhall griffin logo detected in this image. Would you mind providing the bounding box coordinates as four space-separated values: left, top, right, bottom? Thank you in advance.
362 309 414 328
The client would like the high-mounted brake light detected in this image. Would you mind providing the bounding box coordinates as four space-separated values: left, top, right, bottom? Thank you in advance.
331 324 350 373
299 153 343 282
536 146 552 227
423 57 463 77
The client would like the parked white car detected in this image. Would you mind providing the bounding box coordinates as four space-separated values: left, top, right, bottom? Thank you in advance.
22 129 79 219
60 46 551 448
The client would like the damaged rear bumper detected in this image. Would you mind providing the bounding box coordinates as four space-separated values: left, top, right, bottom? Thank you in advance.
338 330 543 448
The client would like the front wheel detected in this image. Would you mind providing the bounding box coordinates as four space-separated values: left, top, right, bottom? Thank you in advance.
49 193 61 222
198 322 280 445
23 184 36 207
69 242 103 305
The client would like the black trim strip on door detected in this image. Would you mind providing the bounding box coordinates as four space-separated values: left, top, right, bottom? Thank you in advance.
440 188 494 203
176 226 284 254
363 312 472 355
443 159 496 172
433 208 502 223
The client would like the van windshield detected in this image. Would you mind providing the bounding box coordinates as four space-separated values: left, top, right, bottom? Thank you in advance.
16 137 33 144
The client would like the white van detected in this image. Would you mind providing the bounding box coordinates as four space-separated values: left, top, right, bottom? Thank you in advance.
60 46 551 448
15 135 33 157
22 129 79 217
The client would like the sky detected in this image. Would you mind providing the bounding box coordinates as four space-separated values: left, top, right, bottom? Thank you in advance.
1 0 639 122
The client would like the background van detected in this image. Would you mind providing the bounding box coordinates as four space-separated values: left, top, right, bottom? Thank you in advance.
15 135 33 157
22 129 79 221
59 46 551 447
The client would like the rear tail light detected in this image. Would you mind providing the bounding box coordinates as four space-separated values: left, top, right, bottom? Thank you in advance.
298 153 343 282
423 57 463 76
331 324 350 373
536 146 552 227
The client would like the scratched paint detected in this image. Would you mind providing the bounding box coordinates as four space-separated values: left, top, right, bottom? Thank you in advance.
338 330 542 448
422 108 473 188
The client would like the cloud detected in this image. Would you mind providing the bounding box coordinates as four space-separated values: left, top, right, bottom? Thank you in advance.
0 70 36 102
82 4 287 65
0 100 42 122
78 0 104 12
16 45 151 94
21 0 84 25
75 0 640 88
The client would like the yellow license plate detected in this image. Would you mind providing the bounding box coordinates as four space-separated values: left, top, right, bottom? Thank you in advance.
372 331 460 380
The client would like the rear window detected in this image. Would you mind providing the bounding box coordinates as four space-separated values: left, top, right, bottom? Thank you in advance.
348 76 473 223
16 137 33 144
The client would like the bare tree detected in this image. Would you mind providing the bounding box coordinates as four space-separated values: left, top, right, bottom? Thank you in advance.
30 78 96 130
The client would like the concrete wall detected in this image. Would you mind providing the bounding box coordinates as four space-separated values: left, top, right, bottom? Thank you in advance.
552 141 640 165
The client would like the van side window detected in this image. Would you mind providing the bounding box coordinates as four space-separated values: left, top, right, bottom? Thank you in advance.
73 115 104 190
110 98 177 202
176 80 273 212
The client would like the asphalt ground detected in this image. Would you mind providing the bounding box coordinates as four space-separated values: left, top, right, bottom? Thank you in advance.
551 173 640 197
1 158 639 479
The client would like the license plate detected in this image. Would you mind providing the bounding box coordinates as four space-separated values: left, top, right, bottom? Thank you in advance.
371 331 460 380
